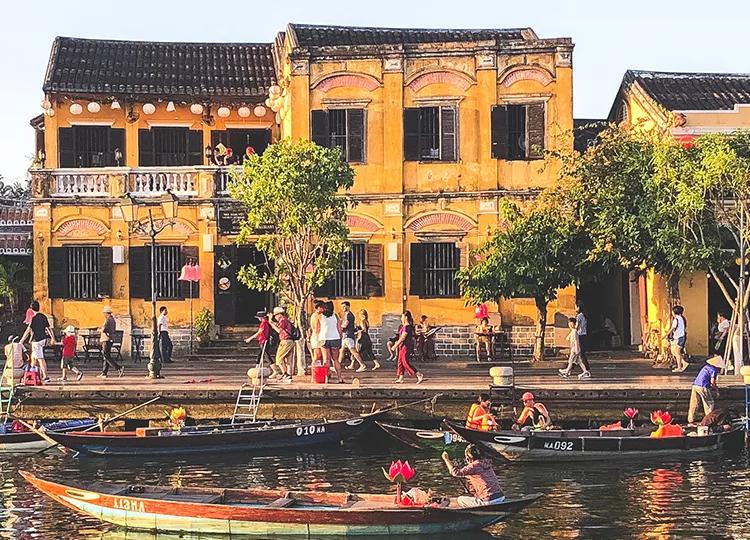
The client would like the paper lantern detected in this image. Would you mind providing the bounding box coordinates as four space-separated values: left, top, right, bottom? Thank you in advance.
264 98 272 108
166 101 176 112
269 85 281 97
45 108 55 117
69 103 83 115
111 100 121 110
253 105 266 117
275 112 281 124
190 103 204 115
142 103 156 115
87 102 101 113
238 106 251 118
217 106 231 118
40 98 51 109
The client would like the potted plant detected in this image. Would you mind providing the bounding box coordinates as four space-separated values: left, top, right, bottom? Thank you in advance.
194 308 213 346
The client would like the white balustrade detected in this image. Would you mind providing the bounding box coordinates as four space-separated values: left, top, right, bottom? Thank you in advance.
129 168 198 196
215 167 232 195
52 171 110 197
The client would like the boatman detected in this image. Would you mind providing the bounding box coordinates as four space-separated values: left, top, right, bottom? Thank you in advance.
465 393 497 431
513 392 551 430
687 354 723 425
442 444 505 508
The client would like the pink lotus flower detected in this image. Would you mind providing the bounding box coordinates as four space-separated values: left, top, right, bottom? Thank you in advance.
624 407 639 419
382 460 416 484
650 410 672 426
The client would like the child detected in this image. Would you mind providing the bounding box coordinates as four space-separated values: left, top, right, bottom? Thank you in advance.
59 325 83 382
559 317 591 379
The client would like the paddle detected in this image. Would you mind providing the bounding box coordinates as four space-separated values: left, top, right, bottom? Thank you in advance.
365 394 444 417
33 395 162 455
15 419 69 454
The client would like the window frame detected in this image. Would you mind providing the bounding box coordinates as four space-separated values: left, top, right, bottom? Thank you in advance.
493 102 546 161
333 243 367 298
153 245 181 300
420 242 461 299
404 105 459 163
67 245 100 300
58 125 124 168
311 108 367 164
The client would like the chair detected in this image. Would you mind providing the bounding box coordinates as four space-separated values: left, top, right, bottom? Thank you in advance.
83 331 103 364
110 330 125 363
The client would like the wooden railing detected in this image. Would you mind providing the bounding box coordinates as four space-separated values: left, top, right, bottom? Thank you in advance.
129 167 198 196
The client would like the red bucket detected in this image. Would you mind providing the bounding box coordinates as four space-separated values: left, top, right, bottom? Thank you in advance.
312 365 328 384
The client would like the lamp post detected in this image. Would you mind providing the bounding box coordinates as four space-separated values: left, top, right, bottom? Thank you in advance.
119 190 179 379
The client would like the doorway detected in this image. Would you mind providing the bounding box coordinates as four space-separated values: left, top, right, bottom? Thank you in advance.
576 268 631 350
214 245 272 326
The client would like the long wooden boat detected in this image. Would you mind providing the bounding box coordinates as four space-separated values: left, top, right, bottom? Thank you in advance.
446 420 746 462
0 419 96 453
21 471 542 536
376 422 467 452
45 414 381 457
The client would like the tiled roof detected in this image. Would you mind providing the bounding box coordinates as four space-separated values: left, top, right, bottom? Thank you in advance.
43 37 277 99
0 205 31 256
624 70 750 111
288 23 531 47
0 206 32 225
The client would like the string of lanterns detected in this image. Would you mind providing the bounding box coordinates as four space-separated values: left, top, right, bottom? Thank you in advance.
264 84 290 124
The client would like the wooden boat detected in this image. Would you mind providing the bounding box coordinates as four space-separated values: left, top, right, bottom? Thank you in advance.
0 419 96 453
376 422 467 452
21 471 542 536
45 414 381 457
445 420 746 462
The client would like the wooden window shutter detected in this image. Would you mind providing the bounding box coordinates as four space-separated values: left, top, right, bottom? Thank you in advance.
58 127 76 168
97 247 113 298
129 246 151 300
138 129 155 167
403 108 421 161
527 103 545 159
491 106 509 159
188 130 204 165
311 110 330 148
47 247 69 299
457 242 469 269
440 107 457 161
408 243 425 297
108 129 125 166
180 246 200 299
347 109 365 162
364 243 384 297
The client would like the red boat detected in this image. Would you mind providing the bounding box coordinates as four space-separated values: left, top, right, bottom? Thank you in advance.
21 471 542 536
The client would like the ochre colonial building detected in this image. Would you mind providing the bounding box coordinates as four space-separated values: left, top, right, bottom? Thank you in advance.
608 70 750 355
30 24 575 356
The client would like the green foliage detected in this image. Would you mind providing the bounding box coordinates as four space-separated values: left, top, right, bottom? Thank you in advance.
0 260 30 313
194 308 213 344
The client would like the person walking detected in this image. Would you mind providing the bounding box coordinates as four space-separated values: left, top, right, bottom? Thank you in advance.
559 317 589 378
667 305 689 372
319 301 345 383
269 307 294 382
340 301 366 372
389 311 424 384
308 301 324 369
575 303 592 379
20 301 54 383
246 310 273 367
98 306 124 378
58 325 83 382
356 309 380 371
688 355 723 425
157 306 173 364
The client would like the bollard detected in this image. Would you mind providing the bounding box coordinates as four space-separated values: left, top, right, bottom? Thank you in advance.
247 366 271 387
489 366 513 386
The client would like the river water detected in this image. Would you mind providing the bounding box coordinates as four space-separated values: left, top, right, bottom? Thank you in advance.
1 433 749 540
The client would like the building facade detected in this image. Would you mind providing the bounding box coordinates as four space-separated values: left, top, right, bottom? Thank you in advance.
30 24 575 356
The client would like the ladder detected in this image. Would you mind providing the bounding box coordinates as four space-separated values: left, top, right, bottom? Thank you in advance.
231 383 263 424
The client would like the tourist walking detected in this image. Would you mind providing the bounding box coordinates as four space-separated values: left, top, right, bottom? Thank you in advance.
319 301 345 383
356 309 380 370
58 325 83 382
308 301 324 367
99 306 124 378
687 355 723 425
340 301 366 372
246 310 273 366
575 303 592 377
20 301 54 383
157 306 173 364
269 307 294 382
667 305 689 372
560 316 591 379
442 444 505 508
389 311 424 384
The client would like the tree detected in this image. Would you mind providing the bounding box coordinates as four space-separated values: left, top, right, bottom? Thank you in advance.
458 195 589 361
229 139 355 375
0 259 30 315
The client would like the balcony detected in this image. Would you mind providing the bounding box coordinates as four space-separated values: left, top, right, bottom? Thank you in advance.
129 167 198 197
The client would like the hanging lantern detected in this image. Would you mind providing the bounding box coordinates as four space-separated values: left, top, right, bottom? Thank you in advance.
166 101 176 112
238 106 251 118
253 105 266 117
142 103 156 115
264 98 272 108
275 112 281 124
45 107 55 117
111 99 121 110
217 106 231 118
190 103 204 115
40 97 51 110
87 102 101 113
269 85 281 97
69 103 83 115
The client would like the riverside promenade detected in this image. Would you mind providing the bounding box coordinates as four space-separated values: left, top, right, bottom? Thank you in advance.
12 351 748 424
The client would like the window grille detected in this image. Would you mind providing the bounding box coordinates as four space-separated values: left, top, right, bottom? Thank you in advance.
334 243 366 298
154 246 180 299
68 247 99 300
154 128 190 166
507 105 527 160
422 243 459 298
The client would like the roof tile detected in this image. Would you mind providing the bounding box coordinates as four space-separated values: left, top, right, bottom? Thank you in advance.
626 70 750 111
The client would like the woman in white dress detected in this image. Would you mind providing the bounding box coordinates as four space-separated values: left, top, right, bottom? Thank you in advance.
318 301 344 383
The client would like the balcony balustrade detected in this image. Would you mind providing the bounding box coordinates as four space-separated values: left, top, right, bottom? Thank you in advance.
51 170 111 197
129 167 198 197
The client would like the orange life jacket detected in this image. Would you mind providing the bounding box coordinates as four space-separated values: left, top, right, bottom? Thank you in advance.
466 403 495 431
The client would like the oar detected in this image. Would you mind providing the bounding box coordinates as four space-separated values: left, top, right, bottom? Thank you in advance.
365 394 444 417
16 419 68 454
34 395 162 455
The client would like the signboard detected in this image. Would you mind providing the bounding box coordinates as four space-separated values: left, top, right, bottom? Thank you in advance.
217 201 246 236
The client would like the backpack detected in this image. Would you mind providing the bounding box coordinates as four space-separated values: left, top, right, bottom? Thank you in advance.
22 368 42 386
289 325 301 341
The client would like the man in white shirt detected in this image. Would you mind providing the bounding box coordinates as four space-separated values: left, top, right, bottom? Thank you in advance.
157 306 173 364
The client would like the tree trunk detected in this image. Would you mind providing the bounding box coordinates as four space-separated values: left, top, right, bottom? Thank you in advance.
667 273 681 308
533 296 548 362
292 295 308 378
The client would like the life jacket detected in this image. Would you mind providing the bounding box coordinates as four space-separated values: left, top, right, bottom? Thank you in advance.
466 404 495 431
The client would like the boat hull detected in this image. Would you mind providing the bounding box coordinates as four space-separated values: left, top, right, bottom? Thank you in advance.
376 422 467 454
446 421 746 462
47 417 376 457
0 419 96 454
21 472 541 536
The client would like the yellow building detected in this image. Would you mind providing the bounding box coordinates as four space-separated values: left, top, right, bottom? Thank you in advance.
30 24 576 357
608 70 750 355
